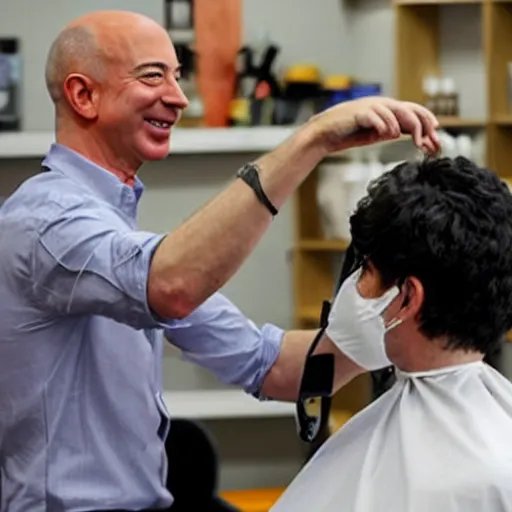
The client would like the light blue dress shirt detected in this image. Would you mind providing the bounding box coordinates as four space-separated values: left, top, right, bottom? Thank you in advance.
0 144 284 512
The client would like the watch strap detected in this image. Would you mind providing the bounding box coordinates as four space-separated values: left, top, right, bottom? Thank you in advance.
237 163 279 217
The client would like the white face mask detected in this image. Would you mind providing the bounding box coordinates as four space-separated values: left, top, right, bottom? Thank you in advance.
325 269 401 371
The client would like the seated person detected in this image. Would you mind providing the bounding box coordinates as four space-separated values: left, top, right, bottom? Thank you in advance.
271 156 512 512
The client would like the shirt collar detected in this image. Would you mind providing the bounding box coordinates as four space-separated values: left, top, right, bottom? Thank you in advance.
41 143 145 209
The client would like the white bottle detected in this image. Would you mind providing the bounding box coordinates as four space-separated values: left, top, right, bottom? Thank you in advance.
439 77 458 117
423 76 440 115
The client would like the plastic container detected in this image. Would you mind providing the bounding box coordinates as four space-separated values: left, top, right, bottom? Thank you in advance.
323 74 352 108
0 38 21 131
349 83 381 99
323 79 381 110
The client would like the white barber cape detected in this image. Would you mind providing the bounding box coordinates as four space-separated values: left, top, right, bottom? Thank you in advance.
272 361 512 512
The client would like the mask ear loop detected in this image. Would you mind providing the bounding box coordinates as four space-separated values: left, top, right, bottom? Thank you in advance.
384 279 411 331
385 317 403 331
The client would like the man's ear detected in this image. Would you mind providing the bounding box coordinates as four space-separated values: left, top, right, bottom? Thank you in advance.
399 276 424 321
62 73 99 120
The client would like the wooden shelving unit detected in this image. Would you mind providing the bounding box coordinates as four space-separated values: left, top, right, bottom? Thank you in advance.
486 0 512 176
395 0 512 178
291 0 509 438
436 116 485 128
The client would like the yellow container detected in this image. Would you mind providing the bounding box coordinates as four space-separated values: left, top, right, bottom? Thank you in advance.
323 74 352 90
283 64 321 84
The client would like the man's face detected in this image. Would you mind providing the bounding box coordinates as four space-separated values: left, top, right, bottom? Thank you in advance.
94 24 189 167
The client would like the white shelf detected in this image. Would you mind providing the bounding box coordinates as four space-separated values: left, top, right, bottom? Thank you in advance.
162 389 296 420
0 126 296 159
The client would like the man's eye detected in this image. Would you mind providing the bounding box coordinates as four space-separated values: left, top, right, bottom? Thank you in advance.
144 72 164 79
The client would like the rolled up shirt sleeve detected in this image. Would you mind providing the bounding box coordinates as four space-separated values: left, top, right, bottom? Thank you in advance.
163 293 285 396
28 203 166 330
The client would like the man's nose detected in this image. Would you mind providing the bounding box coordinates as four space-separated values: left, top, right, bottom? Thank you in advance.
162 78 189 110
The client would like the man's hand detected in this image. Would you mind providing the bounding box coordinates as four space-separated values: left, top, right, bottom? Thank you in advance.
305 96 441 156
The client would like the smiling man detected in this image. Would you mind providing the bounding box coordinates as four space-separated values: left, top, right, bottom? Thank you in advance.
271 156 512 512
44 12 188 184
0 9 442 512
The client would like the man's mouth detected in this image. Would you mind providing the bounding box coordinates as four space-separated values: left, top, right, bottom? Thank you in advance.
146 119 172 129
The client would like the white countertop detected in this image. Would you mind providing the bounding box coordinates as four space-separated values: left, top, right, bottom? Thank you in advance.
162 389 296 420
0 126 418 161
0 126 296 159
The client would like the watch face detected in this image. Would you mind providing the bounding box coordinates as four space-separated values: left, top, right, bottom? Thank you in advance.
238 164 253 177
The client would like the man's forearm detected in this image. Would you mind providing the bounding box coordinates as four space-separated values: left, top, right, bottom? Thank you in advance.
260 330 364 402
148 127 326 319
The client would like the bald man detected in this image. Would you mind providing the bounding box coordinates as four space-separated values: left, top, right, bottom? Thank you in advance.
0 10 440 512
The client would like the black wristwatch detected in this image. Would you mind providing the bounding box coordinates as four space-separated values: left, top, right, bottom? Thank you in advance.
236 163 279 217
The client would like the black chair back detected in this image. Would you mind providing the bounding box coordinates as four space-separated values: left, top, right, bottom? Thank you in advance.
165 418 240 512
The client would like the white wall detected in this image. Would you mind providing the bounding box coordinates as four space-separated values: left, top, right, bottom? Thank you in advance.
344 0 396 95
243 0 350 77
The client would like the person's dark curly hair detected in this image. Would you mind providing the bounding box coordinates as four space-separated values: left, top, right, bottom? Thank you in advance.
350 156 512 354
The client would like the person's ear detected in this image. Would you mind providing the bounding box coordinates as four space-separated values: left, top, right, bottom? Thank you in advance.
398 276 424 322
62 73 99 120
